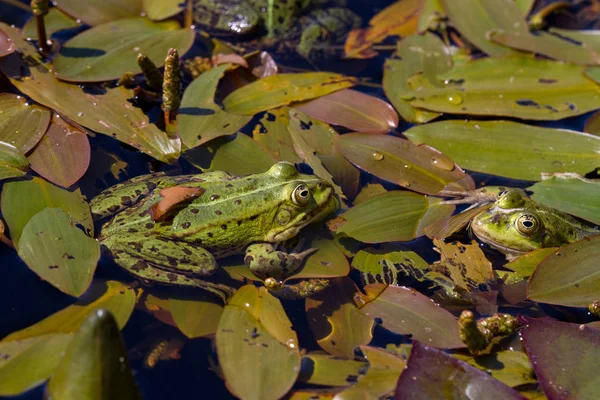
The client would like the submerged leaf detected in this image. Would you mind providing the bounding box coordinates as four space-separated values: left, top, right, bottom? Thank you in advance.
169 295 223 339
0 93 51 154
0 141 28 180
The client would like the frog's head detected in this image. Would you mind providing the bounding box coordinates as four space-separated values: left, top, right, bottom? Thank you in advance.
265 162 339 242
470 189 545 254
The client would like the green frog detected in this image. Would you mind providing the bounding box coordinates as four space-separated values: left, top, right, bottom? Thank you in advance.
470 189 597 257
90 162 339 297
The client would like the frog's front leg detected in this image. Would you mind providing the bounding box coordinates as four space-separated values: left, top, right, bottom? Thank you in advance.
244 243 316 289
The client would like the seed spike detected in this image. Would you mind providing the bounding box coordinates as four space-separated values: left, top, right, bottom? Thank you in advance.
162 48 181 128
136 53 163 90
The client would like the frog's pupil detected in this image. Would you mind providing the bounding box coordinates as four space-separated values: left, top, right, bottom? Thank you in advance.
523 220 533 228
300 190 309 198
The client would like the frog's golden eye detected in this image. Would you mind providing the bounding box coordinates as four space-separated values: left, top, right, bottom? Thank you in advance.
516 214 540 236
292 184 311 206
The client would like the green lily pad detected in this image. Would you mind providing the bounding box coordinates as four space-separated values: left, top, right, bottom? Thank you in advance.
504 247 557 277
521 318 600 400
305 278 374 357
382 32 451 123
404 120 600 181
252 107 302 164
0 93 51 154
407 56 600 120
0 24 180 162
294 89 398 134
527 235 600 307
440 0 527 57
53 0 143 26
28 113 91 188
332 191 454 243
22 7 79 40
143 0 185 21
53 18 195 82
1 177 93 247
0 333 74 396
298 353 368 387
17 208 100 297
46 309 141 400
178 64 251 149
454 350 536 388
395 341 526 399
216 285 300 400
528 174 600 225
169 294 223 339
357 284 464 349
336 133 474 195
223 72 357 115
0 141 28 180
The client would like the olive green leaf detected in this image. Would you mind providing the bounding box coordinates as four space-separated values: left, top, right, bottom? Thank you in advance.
22 7 79 40
252 107 302 164
453 350 536 388
223 72 357 115
298 353 368 387
291 238 350 280
0 93 51 154
46 310 141 400
143 0 185 21
424 204 491 240
527 235 600 307
353 183 387 205
53 0 143 26
0 24 180 163
178 64 251 149
53 18 195 82
404 120 600 181
216 286 300 400
0 141 28 180
503 248 557 277
169 294 224 339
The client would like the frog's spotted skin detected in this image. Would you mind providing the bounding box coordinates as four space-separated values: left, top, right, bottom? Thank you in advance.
471 189 597 257
91 162 338 293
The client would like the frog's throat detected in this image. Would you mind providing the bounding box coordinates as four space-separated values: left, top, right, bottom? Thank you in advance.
471 228 527 257
269 225 301 242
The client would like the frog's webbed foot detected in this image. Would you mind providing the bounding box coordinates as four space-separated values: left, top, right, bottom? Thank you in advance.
440 187 504 209
244 243 317 288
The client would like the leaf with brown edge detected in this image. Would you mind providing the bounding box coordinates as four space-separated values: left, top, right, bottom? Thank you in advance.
150 186 205 221
28 113 91 188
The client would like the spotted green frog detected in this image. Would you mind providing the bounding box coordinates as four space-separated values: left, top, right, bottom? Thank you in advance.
470 189 597 257
90 162 338 296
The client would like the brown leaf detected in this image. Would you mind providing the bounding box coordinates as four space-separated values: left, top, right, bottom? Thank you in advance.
150 186 205 221
212 53 249 68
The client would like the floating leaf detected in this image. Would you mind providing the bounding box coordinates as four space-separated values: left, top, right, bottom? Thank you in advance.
294 89 398 134
405 120 600 181
407 56 600 120
17 208 100 297
357 284 464 349
305 278 374 357
424 204 491 240
1 177 93 247
395 341 526 399
417 0 445 32
28 114 91 188
504 247 557 277
53 0 143 26
333 191 454 243
216 286 300 400
353 183 387 205
527 235 600 307
53 18 195 82
344 0 421 59
252 107 302 164
46 310 141 400
454 350 536 388
435 240 494 292
382 32 452 123
584 108 600 136
5 280 135 341
0 141 28 180
22 7 79 40
223 72 357 115
0 24 180 162
143 0 185 20
291 238 350 280
521 318 600 400
169 295 223 339
529 174 600 225
0 93 51 153
178 64 251 149
336 133 474 195
298 353 368 387
440 0 527 57
0 27 14 57
352 247 430 285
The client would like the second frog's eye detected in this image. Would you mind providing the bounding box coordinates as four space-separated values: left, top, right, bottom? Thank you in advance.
515 214 541 236
292 184 311 206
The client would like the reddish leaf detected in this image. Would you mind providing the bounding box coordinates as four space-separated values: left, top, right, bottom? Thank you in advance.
0 27 14 57
212 53 248 68
150 186 205 221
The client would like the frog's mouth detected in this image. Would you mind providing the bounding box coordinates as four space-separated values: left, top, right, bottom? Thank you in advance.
469 218 527 257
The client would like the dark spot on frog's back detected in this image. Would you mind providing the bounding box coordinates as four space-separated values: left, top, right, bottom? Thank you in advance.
191 208 199 214
108 205 120 213
131 260 149 271
145 223 154 229
215 210 222 215
146 182 157 191
181 222 191 229
167 273 178 282
166 256 178 267
516 99 540 108
128 242 143 251
183 248 192 255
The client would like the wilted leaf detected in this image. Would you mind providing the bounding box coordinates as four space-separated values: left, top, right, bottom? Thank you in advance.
149 186 205 221
0 93 51 154
521 318 600 400
357 284 464 349
216 286 300 400
435 240 494 292
27 113 91 188
0 141 28 180
178 64 251 149
53 18 195 82
333 191 454 243
46 310 140 400
395 341 526 399
22 7 79 40
527 235 600 307
294 89 398 134
223 72 357 115
298 353 368 387
405 120 600 180
352 247 430 285
53 0 143 26
169 295 223 339
143 0 185 20
336 133 474 195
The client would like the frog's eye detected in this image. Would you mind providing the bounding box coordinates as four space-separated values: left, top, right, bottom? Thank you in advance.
292 184 311 206
515 214 540 236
